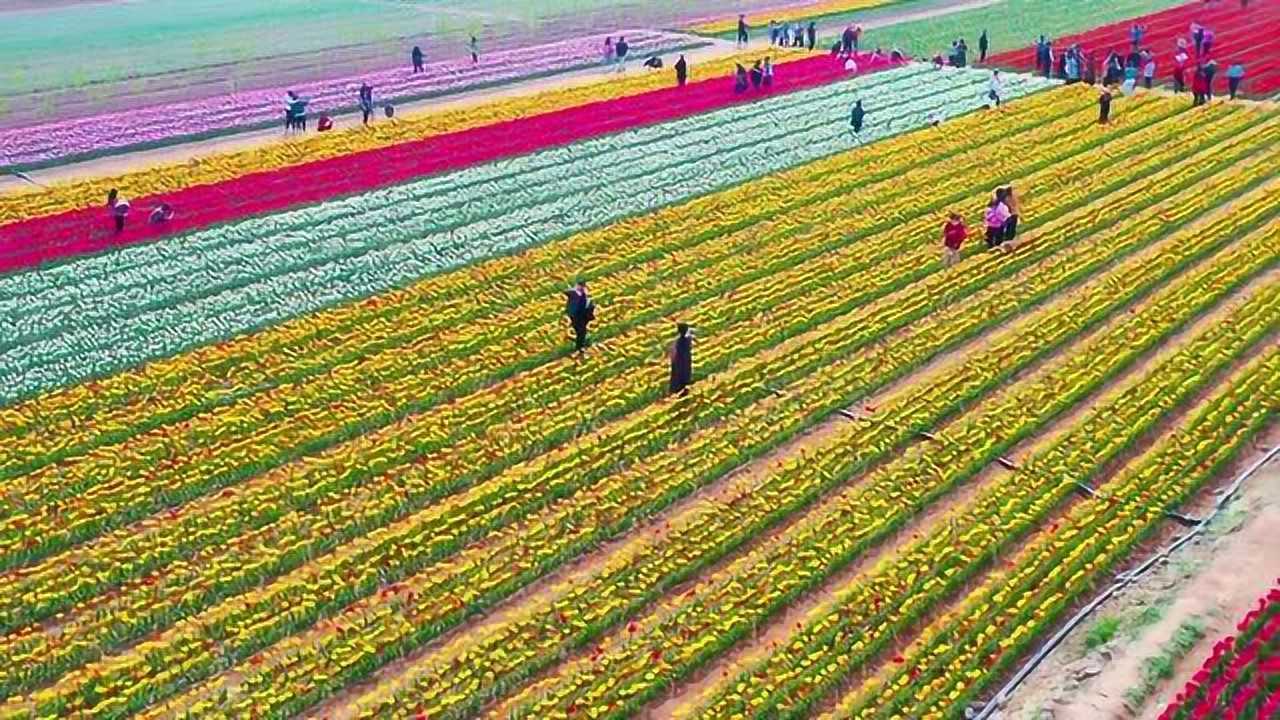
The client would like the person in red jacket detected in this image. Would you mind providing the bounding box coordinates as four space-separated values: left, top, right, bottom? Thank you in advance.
1192 65 1210 105
942 212 968 265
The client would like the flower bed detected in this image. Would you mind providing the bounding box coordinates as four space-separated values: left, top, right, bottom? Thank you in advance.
1159 582 1280 720
987 0 1280 96
0 31 700 169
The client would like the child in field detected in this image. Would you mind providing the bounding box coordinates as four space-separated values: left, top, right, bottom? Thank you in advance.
942 212 967 265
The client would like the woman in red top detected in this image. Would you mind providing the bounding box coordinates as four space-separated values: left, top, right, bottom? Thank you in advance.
1192 66 1210 105
942 212 967 266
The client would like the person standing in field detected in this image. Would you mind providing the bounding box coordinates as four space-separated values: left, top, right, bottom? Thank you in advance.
737 15 750 47
107 189 130 233
1001 185 1021 246
469 35 480 64
749 59 763 88
1192 65 1209 105
735 63 749 93
1098 86 1112 123
769 20 780 46
1227 62 1245 98
675 54 688 86
1142 54 1156 89
615 36 629 73
1173 49 1189 92
762 57 774 88
669 323 694 395
841 24 856 56
359 82 374 125
850 99 866 137
603 36 615 65
987 69 1003 106
984 188 1011 248
1203 58 1218 98
978 29 989 63
807 21 817 50
411 45 424 73
942 212 967 266
1129 22 1146 50
564 281 595 353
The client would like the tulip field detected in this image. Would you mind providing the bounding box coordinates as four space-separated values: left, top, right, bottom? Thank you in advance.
1 1 1280 718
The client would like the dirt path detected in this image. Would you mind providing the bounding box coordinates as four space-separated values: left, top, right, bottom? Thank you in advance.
999 423 1280 720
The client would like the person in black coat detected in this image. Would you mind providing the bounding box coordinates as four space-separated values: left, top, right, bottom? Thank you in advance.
564 281 594 352
411 45 424 73
669 323 694 395
978 30 989 62
806 22 817 50
674 54 688 86
749 60 763 88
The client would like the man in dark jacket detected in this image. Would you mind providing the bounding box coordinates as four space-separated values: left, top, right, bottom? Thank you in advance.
564 281 594 352
674 54 688 86
669 323 694 395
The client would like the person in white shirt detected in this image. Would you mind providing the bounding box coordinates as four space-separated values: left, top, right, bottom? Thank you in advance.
988 70 1004 107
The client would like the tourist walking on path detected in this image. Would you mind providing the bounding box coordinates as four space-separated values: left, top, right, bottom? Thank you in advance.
359 82 374 125
850 99 866 138
978 30 989 63
564 281 595 353
984 188 1011 248
669 323 694 395
604 37 615 64
469 35 480 64
737 15 750 47
735 63 749 93
942 212 967 266
411 45 424 73
1227 62 1245 98
675 54 688 86
107 189 130 233
615 36 630 73
806 22 817 50
1098 86 1112 124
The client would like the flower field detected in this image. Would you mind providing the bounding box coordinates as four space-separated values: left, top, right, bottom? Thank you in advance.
989 0 1280 97
0 51 900 274
0 63 1043 403
1160 582 1280 720
0 31 701 169
0 62 1278 720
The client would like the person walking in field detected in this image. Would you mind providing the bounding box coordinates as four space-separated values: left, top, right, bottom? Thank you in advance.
1098 86 1113 123
987 69 1004 106
850 99 866 138
984 188 1011 248
469 35 480 64
1227 62 1245 98
749 59 763 88
737 15 750 47
604 36 615 64
675 54 688 86
668 323 694 395
1203 58 1218 98
978 29 989 63
942 212 967 266
793 22 804 47
615 36 629 73
1142 54 1156 89
1192 65 1210 105
411 45 425 73
564 281 595 353
735 63 750 93
106 189 130 233
841 24 856 56
359 82 375 125
1173 49 1189 92
807 21 817 50
762 57 774 88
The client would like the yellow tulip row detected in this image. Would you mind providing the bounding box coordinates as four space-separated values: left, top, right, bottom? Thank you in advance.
460 169 1280 720
0 93 1214 718
112 126 1280 720
0 82 1078 480
0 49 805 225
688 0 893 35
0 89 1114 562
686 225 1280 720
829 339 1280 720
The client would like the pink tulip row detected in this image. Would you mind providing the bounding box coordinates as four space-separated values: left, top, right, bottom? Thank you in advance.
0 30 696 168
1160 583 1280 720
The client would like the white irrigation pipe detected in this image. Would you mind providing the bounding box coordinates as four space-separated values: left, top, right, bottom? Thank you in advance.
973 441 1280 720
